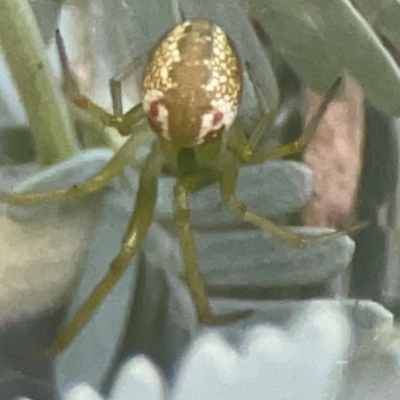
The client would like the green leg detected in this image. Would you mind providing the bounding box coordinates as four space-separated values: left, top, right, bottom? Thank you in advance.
50 142 162 354
56 30 145 136
219 151 306 247
220 77 343 247
174 179 213 324
0 127 148 205
239 77 343 164
244 59 280 151
109 52 148 117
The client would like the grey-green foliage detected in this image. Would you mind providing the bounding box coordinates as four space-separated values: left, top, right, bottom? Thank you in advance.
28 0 63 43
250 0 400 115
353 0 400 50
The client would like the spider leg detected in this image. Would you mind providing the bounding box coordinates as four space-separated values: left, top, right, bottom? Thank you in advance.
174 174 255 326
237 77 343 163
244 60 280 150
56 30 145 136
109 53 148 117
50 142 162 354
221 78 344 246
174 179 213 324
219 152 307 247
0 126 148 205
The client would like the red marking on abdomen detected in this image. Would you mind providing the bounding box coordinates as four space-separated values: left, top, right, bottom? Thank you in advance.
149 101 159 118
213 110 223 125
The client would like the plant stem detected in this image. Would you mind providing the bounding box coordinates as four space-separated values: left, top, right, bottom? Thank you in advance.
0 0 79 165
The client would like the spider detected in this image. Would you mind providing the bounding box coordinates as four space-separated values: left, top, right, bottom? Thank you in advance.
0 19 341 355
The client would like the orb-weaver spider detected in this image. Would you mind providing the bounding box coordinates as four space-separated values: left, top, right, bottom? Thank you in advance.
0 19 341 355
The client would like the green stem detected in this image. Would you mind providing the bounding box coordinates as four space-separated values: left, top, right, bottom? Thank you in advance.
0 1 79 165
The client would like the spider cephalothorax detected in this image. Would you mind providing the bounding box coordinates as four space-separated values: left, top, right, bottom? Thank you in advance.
142 19 242 148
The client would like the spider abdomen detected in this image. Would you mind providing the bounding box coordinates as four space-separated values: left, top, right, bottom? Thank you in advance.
142 19 242 148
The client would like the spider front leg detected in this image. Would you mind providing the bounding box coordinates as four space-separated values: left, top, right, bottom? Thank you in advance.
56 30 145 136
0 128 147 205
50 142 162 354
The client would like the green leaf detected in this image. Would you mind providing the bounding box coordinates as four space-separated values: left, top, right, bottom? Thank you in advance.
251 0 400 115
